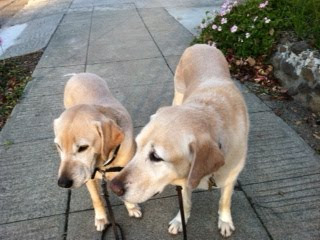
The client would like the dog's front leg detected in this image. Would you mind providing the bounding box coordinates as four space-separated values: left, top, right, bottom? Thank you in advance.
86 179 108 231
168 184 192 235
124 201 142 218
218 181 235 237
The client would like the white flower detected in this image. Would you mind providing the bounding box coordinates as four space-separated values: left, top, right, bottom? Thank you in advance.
218 26 222 31
245 32 251 38
253 16 258 22
230 25 238 33
264 17 271 23
221 18 228 24
212 24 218 30
200 23 207 29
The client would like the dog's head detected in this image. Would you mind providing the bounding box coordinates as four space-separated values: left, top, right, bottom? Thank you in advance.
110 106 224 203
54 105 124 188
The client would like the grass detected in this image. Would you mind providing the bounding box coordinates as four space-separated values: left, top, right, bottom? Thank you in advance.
0 51 43 130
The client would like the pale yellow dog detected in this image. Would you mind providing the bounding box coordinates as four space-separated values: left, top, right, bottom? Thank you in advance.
110 44 249 237
53 73 141 231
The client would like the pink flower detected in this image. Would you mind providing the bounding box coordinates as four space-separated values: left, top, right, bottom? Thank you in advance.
221 18 228 24
218 26 222 31
259 1 268 8
212 24 218 30
230 25 238 33
220 10 227 16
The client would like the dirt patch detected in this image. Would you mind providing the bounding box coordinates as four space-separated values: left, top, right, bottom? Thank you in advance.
245 81 320 153
0 50 43 130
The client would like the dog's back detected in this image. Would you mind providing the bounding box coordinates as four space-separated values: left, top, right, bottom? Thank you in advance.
175 44 249 186
64 73 114 109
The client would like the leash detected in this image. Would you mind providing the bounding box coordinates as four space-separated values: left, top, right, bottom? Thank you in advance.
91 144 188 240
91 144 125 240
176 186 187 240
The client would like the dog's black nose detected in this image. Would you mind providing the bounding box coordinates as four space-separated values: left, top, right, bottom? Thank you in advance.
110 179 125 196
58 176 73 188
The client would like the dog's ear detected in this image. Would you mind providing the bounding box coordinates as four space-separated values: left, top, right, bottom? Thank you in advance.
187 135 224 189
93 119 124 159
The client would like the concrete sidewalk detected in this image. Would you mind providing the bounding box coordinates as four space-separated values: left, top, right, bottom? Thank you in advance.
0 0 319 239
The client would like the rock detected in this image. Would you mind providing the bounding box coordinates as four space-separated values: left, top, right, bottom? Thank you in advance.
281 60 298 79
287 86 298 96
297 83 310 93
301 67 315 84
290 41 309 55
309 94 320 113
271 55 281 69
279 45 287 53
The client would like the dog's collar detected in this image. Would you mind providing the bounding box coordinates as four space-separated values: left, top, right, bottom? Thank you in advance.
91 145 123 179
103 144 121 167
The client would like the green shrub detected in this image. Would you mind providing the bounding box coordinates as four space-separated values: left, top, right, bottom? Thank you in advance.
194 0 320 58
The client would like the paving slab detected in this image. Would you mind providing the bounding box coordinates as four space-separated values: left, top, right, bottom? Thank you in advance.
0 215 65 240
67 190 270 240
139 8 194 56
0 138 67 224
86 57 172 88
239 110 320 239
0 13 64 59
0 93 63 145
166 6 218 35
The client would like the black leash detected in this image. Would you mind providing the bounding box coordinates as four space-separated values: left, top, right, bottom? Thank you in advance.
91 144 125 240
176 186 187 240
91 144 188 240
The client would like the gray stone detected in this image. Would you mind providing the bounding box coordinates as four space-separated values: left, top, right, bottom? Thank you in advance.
0 215 65 240
290 41 309 55
297 82 310 93
301 66 315 84
308 94 320 113
67 191 270 240
279 45 287 53
270 54 281 69
287 86 298 96
0 139 68 224
281 60 298 79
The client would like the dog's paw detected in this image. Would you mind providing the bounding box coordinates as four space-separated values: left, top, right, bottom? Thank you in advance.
168 219 182 235
127 204 142 218
218 218 235 237
95 216 109 232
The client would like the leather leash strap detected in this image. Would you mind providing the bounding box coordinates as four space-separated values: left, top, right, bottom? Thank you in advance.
176 186 187 240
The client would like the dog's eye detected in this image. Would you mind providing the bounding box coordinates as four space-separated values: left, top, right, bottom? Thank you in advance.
149 151 163 162
78 145 89 153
